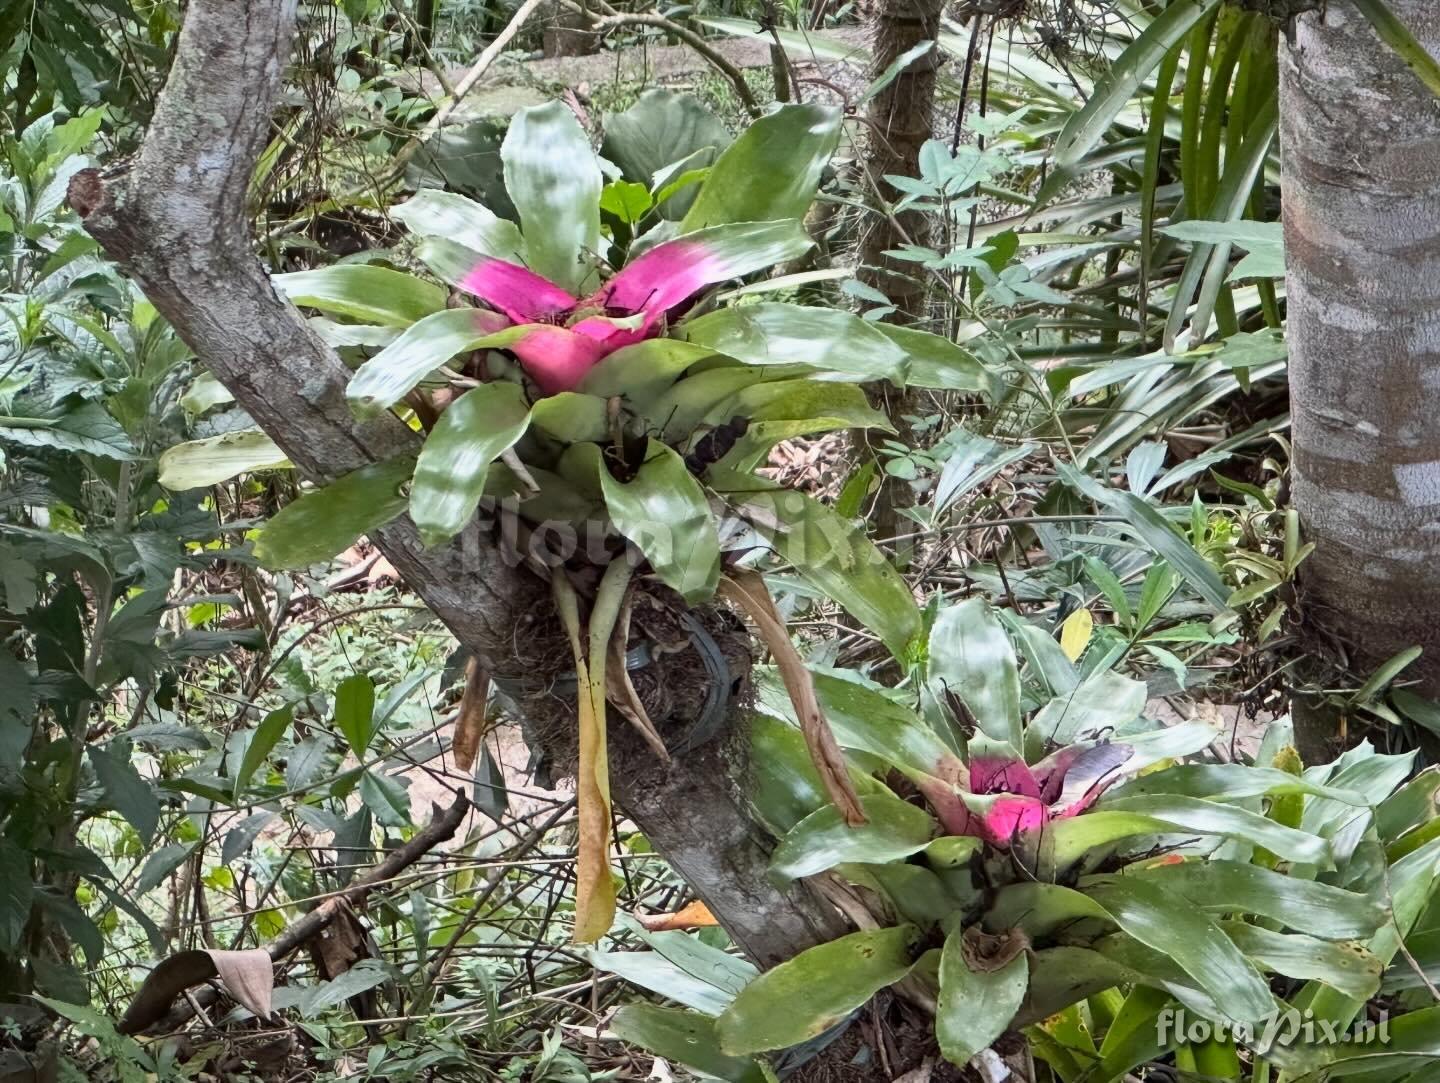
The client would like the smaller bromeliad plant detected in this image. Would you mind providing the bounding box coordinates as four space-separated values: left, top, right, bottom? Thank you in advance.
594 597 1440 1080
218 92 998 943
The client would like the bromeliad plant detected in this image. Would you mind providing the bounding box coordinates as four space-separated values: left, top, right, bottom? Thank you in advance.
597 598 1440 1079
239 93 998 942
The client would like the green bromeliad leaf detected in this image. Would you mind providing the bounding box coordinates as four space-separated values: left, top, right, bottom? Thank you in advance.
253 456 415 570
715 469 923 663
681 102 841 230
937 928 1029 1066
610 1005 768 1083
346 309 518 413
600 440 720 604
273 264 447 326
928 598 1023 752
1126 860 1385 940
502 101 603 293
717 926 917 1054
1057 795 1332 867
682 302 909 382
410 382 532 547
391 188 526 263
771 792 935 879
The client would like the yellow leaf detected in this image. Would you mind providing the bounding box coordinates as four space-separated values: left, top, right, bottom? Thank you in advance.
1060 609 1093 662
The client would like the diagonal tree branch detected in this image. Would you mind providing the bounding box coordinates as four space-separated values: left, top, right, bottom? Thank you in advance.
68 0 542 670
69 0 847 969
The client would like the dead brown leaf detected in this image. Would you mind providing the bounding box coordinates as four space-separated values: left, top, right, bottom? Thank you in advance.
453 657 490 772
633 900 720 932
718 570 866 826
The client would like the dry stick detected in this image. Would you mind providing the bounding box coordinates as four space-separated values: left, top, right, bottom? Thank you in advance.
570 5 762 118
387 0 549 177
142 792 472 1035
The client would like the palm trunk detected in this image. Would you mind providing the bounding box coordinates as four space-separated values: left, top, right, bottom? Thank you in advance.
1282 2 1440 717
859 0 943 547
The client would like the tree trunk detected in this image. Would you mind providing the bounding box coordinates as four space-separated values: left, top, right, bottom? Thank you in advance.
71 0 842 971
859 0 942 548
1281 2 1440 701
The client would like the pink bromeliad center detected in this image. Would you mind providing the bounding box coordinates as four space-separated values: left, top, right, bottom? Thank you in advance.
957 742 1131 848
459 239 720 395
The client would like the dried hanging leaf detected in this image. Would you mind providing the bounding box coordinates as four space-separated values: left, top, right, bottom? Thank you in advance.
719 570 866 826
118 948 274 1034
606 584 671 763
634 900 721 932
554 562 631 944
209 948 275 1021
453 657 491 772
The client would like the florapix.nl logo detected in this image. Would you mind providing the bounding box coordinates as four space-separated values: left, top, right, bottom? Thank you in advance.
1157 1007 1391 1051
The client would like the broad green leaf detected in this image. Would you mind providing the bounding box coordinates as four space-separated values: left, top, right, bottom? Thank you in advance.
410 382 531 546
390 188 526 262
874 322 998 397
600 180 653 222
222 811 277 863
772 792 934 879
1127 860 1385 940
158 430 289 490
717 471 923 663
579 339 718 401
600 440 719 603
1304 835 1440 1033
297 958 392 1015
1221 923 1381 1001
334 674 376 757
253 456 415 570
611 1004 768 1083
1059 796 1331 866
273 265 447 326
630 926 759 997
135 843 195 895
592 948 735 1015
717 926 916 1054
346 309 518 413
233 706 293 799
502 101 602 292
928 599 1023 751
683 302 908 382
0 837 32 954
1086 877 1273 1023
714 381 893 467
937 929 1028 1066
1112 763 1369 805
602 90 732 219
1026 669 1147 751
1049 0 1223 176
758 669 954 780
749 712 883 832
358 771 411 828
682 103 841 230
89 744 160 846
530 393 609 443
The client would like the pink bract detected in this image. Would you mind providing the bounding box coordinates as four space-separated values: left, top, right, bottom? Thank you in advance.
953 742 1131 848
455 238 721 395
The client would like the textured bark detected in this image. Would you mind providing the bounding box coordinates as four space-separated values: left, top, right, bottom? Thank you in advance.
1281 1 1440 693
71 0 841 969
